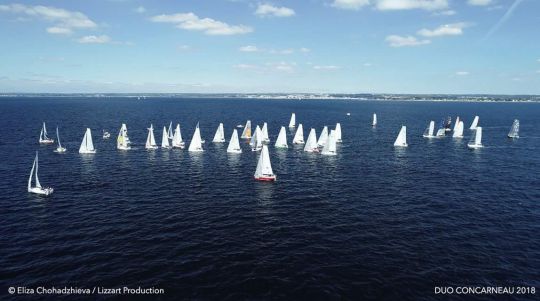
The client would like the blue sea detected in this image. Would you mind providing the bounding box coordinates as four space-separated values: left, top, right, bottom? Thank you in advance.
1 97 539 300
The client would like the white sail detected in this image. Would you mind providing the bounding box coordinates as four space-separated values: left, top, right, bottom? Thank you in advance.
227 129 242 153
436 128 446 137
261 122 270 143
372 113 377 126
507 119 519 138
161 126 171 148
394 126 408 147
251 126 263 151
288 113 296 128
146 124 158 149
335 123 342 142
292 123 304 144
304 128 318 152
254 145 276 181
468 127 483 148
241 120 252 139
322 130 337 156
39 122 54 143
423 121 435 138
453 116 461 132
54 127 66 153
167 121 173 139
79 128 96 153
275 126 288 148
172 124 184 148
28 154 36 191
188 123 204 152
117 123 131 150
469 116 479 130
250 125 260 148
213 123 226 142
317 126 328 147
452 121 464 138
28 152 53 195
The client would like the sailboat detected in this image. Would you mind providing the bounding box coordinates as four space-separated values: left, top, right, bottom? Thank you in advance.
321 130 337 156
145 124 158 149
335 123 342 142
288 113 296 128
507 119 519 138
372 113 377 127
167 121 174 139
161 126 171 149
292 123 304 144
188 123 204 152
469 116 479 130
444 116 452 132
436 119 446 137
227 129 242 153
39 122 54 144
241 120 252 139
317 126 329 147
453 116 461 133
261 122 270 143
304 128 319 152
79 128 96 154
172 124 185 148
254 145 276 181
212 123 226 143
54 127 67 153
394 126 408 147
250 126 263 151
275 126 288 148
117 123 131 150
28 152 53 196
102 130 111 139
452 121 464 138
423 121 436 138
468 127 483 149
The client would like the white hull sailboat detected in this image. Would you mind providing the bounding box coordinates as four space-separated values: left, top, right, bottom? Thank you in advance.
436 119 446 137
372 113 377 127
241 120 252 139
79 128 96 154
469 116 479 130
507 119 519 138
227 129 242 153
304 128 319 152
117 123 131 150
213 123 226 143
468 127 483 149
452 121 464 138
261 122 270 144
102 130 111 139
254 145 276 181
394 126 408 147
250 125 263 151
28 152 53 196
145 124 158 149
423 121 436 138
39 122 54 144
288 113 296 128
54 127 67 153
161 126 171 149
172 124 185 148
188 123 204 152
335 123 342 143
321 130 337 156
317 126 329 147
275 126 288 148
292 123 304 144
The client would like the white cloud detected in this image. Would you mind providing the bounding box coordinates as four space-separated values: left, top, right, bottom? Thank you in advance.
234 64 259 70
456 71 469 76
300 47 311 53
269 48 294 54
177 45 191 51
255 4 295 17
433 10 456 16
135 6 146 14
267 62 296 73
331 0 370 10
150 12 253 35
386 35 431 47
467 0 492 6
417 22 468 37
77 35 111 44
0 3 97 35
376 0 448 10
239 45 259 52
313 65 340 70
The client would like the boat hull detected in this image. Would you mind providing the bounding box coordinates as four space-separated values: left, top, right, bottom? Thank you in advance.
54 147 67 153
79 150 96 154
467 143 483 149
28 187 54 196
227 149 242 154
255 175 276 181
39 139 55 144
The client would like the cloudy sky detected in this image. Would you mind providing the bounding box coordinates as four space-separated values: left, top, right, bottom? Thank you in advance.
0 0 538 94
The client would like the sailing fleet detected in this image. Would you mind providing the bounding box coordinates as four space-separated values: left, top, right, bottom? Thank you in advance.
28 113 521 196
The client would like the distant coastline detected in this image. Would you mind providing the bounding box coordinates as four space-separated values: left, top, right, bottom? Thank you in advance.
0 93 539 102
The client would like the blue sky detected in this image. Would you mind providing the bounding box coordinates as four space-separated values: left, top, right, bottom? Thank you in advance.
0 0 539 94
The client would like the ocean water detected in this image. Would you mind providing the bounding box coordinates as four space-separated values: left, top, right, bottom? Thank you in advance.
0 97 539 300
